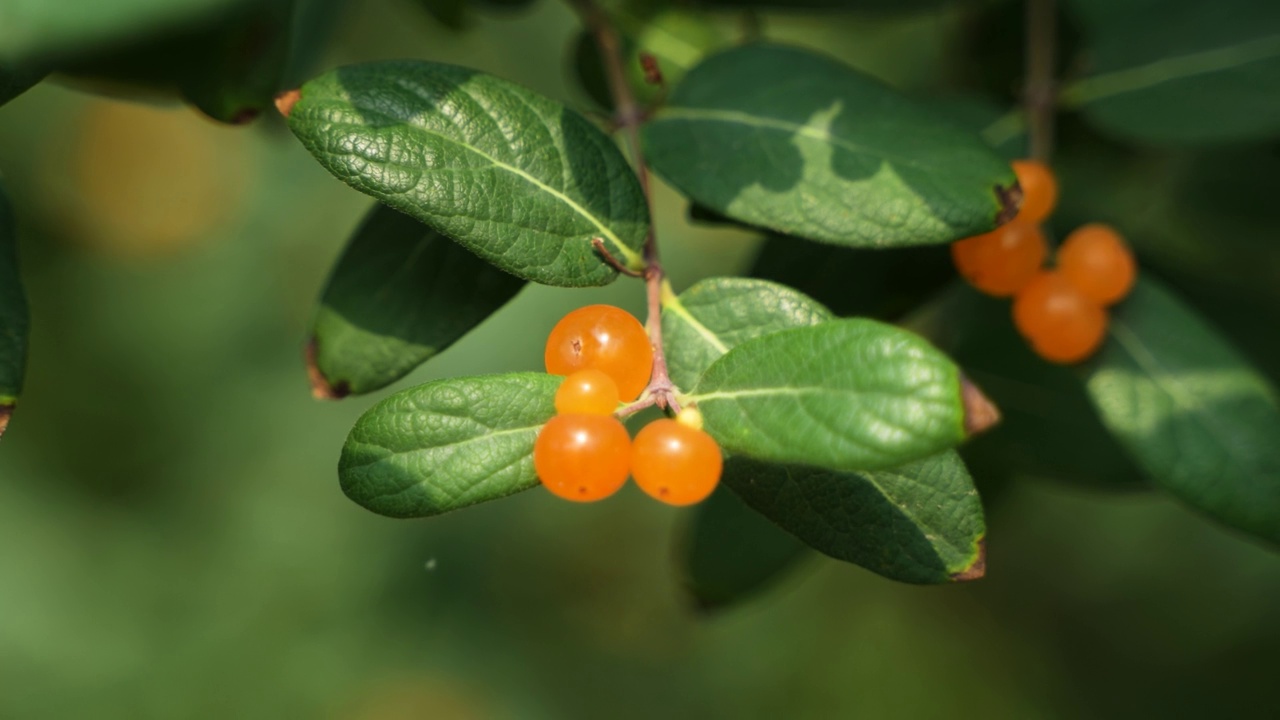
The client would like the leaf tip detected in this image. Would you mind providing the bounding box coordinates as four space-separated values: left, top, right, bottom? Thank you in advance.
994 180 1023 227
0 404 11 439
274 89 302 118
961 375 1000 436
305 338 349 400
950 537 986 582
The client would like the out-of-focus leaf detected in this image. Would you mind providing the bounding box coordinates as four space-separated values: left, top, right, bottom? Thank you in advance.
661 277 833 390
724 451 985 583
0 180 28 438
690 319 967 472
286 60 649 287
309 203 525 398
1086 277 1280 545
1062 0 1280 144
0 0 249 65
339 373 557 518
1 62 44 106
911 282 1146 492
643 44 1018 248
681 485 809 610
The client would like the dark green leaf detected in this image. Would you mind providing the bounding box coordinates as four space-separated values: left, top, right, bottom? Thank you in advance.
179 0 294 123
913 283 1145 492
0 179 28 438
1 62 44 106
689 319 967 471
0 0 248 65
339 373 557 518
690 0 958 12
415 0 471 29
724 451 985 583
643 44 1018 248
661 277 834 390
309 203 526 397
681 485 809 610
286 60 648 287
749 235 955 321
1085 277 1280 545
1062 0 1280 144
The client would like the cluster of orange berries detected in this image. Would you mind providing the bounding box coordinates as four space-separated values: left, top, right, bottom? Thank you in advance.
951 160 1137 363
535 305 723 505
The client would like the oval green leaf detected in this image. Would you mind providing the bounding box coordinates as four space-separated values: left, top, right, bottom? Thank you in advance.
723 452 985 584
1085 277 1280 545
681 485 809 611
1062 0 1280 144
643 44 1017 248
0 180 28 438
661 277 834 390
310 203 526 398
689 319 967 471
286 60 648 287
339 373 558 518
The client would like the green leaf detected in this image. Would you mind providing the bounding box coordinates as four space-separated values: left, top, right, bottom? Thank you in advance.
642 44 1018 249
0 0 248 65
339 373 558 518
1 62 44 106
723 451 985 584
1062 0 1280 144
913 283 1145 492
0 179 28 438
681 485 809 610
661 277 834 390
1085 277 1280 545
286 60 648 287
689 319 967 471
309 203 526 398
179 0 294 123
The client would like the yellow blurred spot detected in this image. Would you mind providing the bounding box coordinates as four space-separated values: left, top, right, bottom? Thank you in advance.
339 676 491 720
62 99 249 257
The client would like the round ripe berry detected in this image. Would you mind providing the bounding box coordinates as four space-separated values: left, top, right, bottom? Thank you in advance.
1013 270 1108 364
534 414 631 502
544 305 653 402
1057 223 1136 306
1011 159 1059 224
951 220 1047 297
554 369 621 416
631 418 722 506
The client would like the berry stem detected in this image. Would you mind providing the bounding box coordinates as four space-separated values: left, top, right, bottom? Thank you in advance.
570 0 681 414
1024 0 1058 163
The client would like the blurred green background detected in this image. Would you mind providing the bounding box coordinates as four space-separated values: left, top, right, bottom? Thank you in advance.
2 1 1279 717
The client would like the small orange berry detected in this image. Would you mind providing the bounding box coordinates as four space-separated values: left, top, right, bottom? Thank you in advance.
544 305 653 401
534 414 631 502
554 369 621 415
631 418 722 506
1013 270 1108 364
1011 159 1058 224
951 219 1047 297
1057 223 1136 306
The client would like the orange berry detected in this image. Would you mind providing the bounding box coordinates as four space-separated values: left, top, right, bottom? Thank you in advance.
1011 159 1058 224
554 369 621 415
545 305 653 402
1057 223 1136 306
534 414 631 502
951 219 1047 297
631 418 722 506
1013 270 1108 364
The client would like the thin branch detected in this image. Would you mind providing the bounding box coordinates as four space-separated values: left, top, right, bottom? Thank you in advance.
591 237 643 277
1024 0 1057 162
569 0 681 413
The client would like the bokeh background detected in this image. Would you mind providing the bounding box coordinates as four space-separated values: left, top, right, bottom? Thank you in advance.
2 1 1279 718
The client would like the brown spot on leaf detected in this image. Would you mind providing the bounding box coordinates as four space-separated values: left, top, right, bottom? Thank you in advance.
274 89 301 118
0 404 11 439
950 537 986 582
305 338 349 400
994 180 1023 226
961 374 1000 436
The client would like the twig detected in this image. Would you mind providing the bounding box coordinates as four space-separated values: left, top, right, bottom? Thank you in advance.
1024 0 1057 162
569 0 681 414
591 237 643 277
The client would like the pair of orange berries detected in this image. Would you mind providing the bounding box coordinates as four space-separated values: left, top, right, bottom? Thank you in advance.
535 305 723 506
951 160 1137 363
